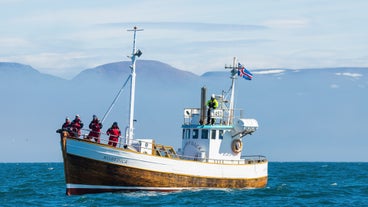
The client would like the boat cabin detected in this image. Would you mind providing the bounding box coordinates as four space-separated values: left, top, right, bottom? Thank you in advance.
179 89 259 162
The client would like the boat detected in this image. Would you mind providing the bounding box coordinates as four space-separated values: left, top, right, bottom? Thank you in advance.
57 26 268 195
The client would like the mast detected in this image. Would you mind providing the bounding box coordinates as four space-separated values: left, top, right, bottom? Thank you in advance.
225 57 238 125
127 26 143 145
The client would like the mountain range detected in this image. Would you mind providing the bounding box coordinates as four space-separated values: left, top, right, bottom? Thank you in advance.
0 61 367 162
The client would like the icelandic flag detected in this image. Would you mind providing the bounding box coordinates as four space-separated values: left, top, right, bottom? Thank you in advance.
237 63 253 80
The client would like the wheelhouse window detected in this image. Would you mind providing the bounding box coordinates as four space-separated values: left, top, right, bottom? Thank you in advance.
201 129 208 139
219 130 224 140
193 129 198 139
211 130 217 139
184 129 190 139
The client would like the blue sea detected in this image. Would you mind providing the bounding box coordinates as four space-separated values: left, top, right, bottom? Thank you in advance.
0 162 367 206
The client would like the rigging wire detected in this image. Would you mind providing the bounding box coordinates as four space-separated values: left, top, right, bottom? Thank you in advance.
101 75 131 124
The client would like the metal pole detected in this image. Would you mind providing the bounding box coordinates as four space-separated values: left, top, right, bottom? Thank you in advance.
127 26 143 145
228 57 237 125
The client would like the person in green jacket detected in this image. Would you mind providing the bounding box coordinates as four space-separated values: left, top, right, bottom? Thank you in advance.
207 94 218 125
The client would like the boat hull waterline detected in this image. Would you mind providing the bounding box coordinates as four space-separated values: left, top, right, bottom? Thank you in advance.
62 136 268 195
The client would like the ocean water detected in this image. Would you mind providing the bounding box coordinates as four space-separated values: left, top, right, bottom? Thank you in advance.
0 162 367 206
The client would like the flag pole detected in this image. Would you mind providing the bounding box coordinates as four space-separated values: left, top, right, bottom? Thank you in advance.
224 57 238 125
229 57 238 125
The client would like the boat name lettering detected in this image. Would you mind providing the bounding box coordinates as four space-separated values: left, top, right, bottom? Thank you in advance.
103 155 128 164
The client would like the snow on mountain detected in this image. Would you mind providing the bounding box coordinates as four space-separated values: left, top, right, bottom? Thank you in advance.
252 69 286 75
335 72 363 78
0 62 367 162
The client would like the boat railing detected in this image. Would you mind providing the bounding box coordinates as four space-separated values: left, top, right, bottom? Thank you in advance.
63 128 128 147
179 154 267 164
183 107 244 125
69 129 157 152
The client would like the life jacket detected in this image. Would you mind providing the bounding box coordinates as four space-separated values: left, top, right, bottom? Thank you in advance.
89 120 102 132
207 98 218 109
71 118 83 129
107 127 121 138
62 121 70 129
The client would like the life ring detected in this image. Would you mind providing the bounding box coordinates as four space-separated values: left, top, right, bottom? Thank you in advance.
231 139 243 153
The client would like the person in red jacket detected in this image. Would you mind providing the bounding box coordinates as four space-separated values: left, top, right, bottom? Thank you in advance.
106 122 121 147
70 115 84 138
87 115 103 143
62 117 71 130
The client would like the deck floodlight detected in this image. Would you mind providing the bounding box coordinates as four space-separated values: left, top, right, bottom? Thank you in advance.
135 49 142 57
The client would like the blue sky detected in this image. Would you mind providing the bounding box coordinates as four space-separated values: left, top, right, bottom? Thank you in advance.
1 0 368 78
